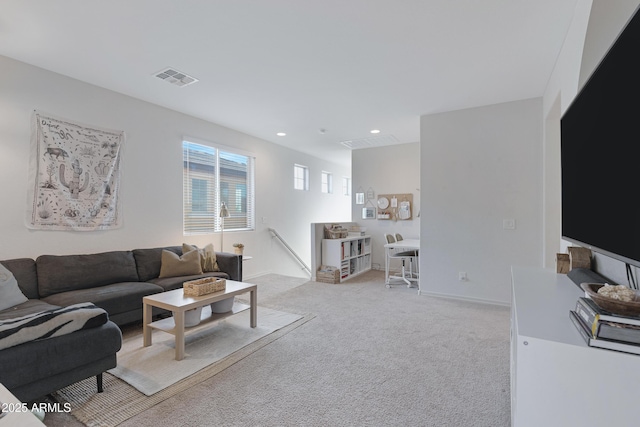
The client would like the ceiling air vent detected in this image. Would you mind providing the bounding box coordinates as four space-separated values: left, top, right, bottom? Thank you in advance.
154 68 199 87
339 134 400 149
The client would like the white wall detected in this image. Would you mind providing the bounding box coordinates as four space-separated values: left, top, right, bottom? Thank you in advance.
542 0 592 269
0 55 351 279
351 143 420 270
416 0 640 304
420 98 543 304
579 0 640 88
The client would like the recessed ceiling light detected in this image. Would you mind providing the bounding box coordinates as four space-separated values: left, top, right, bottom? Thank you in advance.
370 129 381 134
276 132 286 136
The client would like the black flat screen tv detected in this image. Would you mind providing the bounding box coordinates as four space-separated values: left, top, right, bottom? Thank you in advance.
561 5 640 267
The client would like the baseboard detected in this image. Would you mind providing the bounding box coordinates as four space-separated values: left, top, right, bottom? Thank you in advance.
418 289 510 307
243 270 274 280
242 270 311 281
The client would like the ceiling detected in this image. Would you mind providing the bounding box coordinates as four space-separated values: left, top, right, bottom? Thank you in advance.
0 0 578 166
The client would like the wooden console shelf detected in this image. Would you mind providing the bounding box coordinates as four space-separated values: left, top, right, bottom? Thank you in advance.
511 266 640 427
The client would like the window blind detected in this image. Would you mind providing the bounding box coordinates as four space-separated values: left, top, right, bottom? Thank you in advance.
219 151 254 231
183 140 255 235
183 142 218 234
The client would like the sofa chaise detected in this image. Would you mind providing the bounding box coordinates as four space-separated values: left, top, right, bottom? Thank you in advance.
0 245 242 402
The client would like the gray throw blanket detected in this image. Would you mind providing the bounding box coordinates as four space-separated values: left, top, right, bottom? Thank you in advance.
0 302 108 350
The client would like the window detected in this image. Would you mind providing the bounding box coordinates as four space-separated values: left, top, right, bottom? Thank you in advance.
191 178 209 212
183 140 255 234
220 150 253 230
321 171 333 194
342 177 351 196
294 164 309 191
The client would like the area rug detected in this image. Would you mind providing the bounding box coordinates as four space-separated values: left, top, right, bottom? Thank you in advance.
111 306 301 395
53 308 314 427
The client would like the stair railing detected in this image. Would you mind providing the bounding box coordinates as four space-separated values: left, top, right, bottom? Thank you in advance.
268 228 311 276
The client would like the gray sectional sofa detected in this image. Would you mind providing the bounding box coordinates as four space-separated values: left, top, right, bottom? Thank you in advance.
0 245 242 402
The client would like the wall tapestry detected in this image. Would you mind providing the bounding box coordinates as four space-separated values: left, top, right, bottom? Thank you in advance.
26 111 124 231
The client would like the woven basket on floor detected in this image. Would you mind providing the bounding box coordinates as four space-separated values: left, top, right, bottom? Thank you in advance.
316 266 340 284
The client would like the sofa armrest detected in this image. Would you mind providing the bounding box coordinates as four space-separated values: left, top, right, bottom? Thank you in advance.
215 252 242 281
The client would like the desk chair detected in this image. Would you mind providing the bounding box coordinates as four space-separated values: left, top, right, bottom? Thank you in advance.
384 233 419 288
395 233 419 279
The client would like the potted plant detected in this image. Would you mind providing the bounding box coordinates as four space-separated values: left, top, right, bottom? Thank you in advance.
232 243 244 255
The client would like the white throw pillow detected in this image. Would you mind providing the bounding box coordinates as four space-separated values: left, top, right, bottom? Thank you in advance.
0 263 29 311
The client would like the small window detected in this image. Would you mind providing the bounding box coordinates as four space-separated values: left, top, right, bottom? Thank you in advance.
342 177 351 196
321 171 333 194
294 164 309 191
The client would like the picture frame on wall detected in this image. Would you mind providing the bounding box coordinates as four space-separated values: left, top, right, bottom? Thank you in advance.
366 188 375 200
355 192 365 205
362 207 375 219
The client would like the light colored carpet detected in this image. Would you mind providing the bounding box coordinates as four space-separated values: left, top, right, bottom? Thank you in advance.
237 273 309 302
44 271 511 427
110 306 302 396
51 312 314 427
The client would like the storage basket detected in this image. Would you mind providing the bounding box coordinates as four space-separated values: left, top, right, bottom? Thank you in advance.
183 277 226 296
325 228 348 239
316 265 340 284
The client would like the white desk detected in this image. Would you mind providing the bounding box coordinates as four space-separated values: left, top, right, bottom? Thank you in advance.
384 239 420 291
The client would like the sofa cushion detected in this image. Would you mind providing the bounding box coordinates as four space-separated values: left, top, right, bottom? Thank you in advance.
132 246 182 282
0 263 28 311
0 259 39 300
42 281 163 316
0 302 108 351
0 300 60 321
37 251 139 298
149 271 230 292
182 243 220 272
159 249 202 278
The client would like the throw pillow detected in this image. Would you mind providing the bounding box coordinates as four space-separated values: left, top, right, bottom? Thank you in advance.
158 249 203 278
182 243 220 272
0 263 29 311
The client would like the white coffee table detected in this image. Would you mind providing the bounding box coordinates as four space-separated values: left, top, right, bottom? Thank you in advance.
142 280 257 360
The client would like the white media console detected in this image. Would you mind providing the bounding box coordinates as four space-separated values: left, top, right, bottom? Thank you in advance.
510 266 640 427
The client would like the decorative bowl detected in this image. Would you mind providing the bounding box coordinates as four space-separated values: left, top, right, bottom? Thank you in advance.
580 283 640 317
174 306 203 327
211 296 235 314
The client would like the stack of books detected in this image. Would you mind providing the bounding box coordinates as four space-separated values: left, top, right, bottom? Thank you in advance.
570 297 640 355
